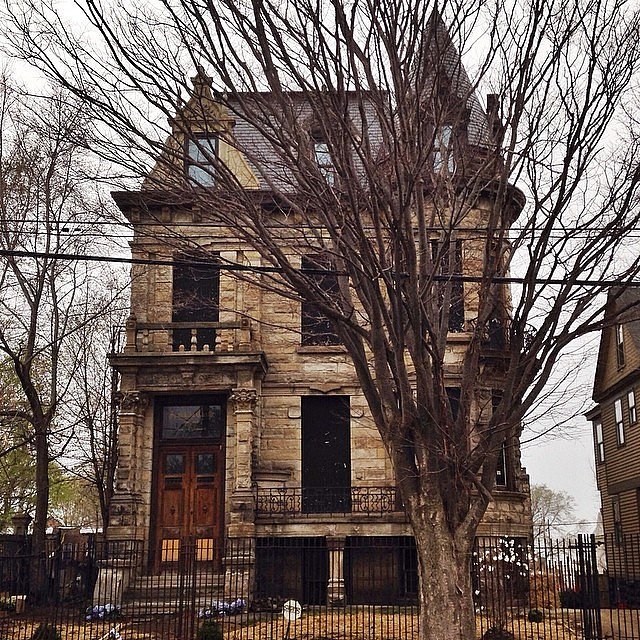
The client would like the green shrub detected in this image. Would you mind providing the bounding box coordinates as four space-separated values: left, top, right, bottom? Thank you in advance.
30 624 62 640
196 620 223 640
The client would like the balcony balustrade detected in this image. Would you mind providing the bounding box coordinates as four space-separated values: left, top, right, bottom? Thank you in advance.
121 315 254 353
256 486 404 518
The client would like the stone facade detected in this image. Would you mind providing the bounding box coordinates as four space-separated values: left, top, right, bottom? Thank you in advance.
107 36 531 595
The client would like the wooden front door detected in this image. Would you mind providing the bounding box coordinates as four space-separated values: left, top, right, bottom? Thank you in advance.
155 445 224 569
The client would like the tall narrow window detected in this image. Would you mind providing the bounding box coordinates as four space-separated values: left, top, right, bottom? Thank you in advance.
446 387 461 422
594 421 605 463
186 136 217 186
301 396 350 513
431 240 464 332
492 390 509 488
301 255 341 346
172 255 220 350
616 324 625 368
312 132 335 184
629 390 637 424
612 495 623 545
495 444 507 487
433 124 454 173
615 398 625 446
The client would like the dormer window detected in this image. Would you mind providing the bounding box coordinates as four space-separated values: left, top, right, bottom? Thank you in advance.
433 124 454 173
312 130 335 184
616 323 625 368
186 136 217 186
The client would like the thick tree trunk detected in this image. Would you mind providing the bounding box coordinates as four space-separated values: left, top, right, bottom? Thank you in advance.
412 513 477 640
29 428 50 602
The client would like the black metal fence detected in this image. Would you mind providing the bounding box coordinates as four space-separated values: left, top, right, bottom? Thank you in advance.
1 534 640 639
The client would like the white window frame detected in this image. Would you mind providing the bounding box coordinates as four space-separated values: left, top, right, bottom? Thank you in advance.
629 390 637 424
433 124 455 173
616 324 625 368
313 140 336 185
186 136 217 186
615 398 625 446
595 421 605 463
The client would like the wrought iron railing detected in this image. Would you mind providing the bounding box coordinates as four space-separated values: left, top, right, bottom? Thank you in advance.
255 486 403 517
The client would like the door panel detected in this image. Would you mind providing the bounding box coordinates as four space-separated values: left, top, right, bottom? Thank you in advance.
155 445 223 569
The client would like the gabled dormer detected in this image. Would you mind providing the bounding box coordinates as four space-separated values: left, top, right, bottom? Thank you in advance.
143 68 259 191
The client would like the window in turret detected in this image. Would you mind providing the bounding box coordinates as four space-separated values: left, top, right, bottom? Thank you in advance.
433 124 455 174
431 239 464 332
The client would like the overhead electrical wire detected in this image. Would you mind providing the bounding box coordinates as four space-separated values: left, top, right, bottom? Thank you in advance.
0 247 637 286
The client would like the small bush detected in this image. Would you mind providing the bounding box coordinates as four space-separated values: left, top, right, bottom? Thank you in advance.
482 627 516 640
527 609 544 623
30 624 62 640
196 620 223 640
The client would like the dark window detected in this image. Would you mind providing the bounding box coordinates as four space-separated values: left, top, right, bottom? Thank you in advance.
495 444 507 487
629 390 637 424
615 398 625 446
158 396 225 441
431 240 464 332
594 421 605 463
301 255 341 346
612 495 623 545
172 256 219 350
446 387 461 422
433 124 454 173
616 324 625 368
186 136 217 186
301 396 350 513
345 537 418 605
255 538 328 605
492 390 510 489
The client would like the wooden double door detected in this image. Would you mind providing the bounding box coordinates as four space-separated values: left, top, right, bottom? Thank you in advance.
154 444 224 570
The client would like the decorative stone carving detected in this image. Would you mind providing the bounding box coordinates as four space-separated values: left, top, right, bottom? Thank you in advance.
230 388 258 411
116 391 149 415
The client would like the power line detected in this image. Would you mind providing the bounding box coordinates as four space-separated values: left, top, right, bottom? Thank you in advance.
1 247 638 286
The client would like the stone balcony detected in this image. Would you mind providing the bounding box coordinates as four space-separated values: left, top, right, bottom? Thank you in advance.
121 315 254 354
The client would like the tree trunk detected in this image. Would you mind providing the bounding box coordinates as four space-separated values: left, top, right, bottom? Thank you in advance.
413 514 476 640
29 427 50 602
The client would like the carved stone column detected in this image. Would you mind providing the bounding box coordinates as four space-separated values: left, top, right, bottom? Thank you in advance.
225 388 258 601
227 388 258 536
108 390 149 540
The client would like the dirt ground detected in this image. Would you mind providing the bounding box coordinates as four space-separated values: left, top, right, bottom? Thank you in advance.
0 607 593 640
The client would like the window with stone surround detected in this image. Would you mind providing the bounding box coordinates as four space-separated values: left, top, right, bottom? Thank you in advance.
301 255 341 346
172 254 220 351
186 135 218 186
431 239 464 332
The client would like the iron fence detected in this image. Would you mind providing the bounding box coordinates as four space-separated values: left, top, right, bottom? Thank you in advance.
1 534 640 639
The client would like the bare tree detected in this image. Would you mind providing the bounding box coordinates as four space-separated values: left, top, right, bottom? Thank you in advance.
531 483 580 542
0 78 121 585
4 0 640 635
62 274 128 533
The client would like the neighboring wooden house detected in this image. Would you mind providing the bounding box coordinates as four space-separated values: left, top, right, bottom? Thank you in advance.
106 17 532 603
588 288 640 579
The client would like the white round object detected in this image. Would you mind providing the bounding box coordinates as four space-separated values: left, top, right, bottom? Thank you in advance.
282 599 302 621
